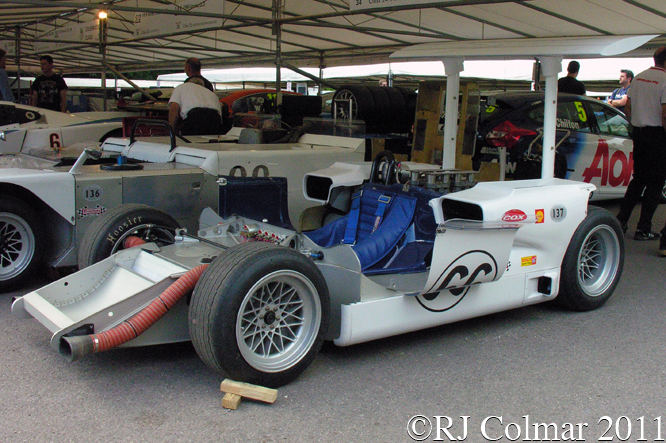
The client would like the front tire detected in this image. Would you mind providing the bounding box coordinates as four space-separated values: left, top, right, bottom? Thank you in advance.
0 197 43 291
77 203 179 269
189 242 330 387
557 206 624 311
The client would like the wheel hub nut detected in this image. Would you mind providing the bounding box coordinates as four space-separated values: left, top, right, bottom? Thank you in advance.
264 311 277 325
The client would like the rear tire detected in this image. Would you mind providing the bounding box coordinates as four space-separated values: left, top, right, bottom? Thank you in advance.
556 206 624 311
0 196 43 292
77 203 179 269
332 86 375 123
189 242 330 387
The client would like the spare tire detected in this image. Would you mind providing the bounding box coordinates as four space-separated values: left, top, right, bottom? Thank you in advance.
384 87 409 131
365 86 391 131
332 85 375 124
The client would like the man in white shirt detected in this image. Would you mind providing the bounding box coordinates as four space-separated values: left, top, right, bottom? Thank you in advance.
168 76 222 135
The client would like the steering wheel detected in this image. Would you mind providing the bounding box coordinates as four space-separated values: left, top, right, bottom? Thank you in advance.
369 150 397 185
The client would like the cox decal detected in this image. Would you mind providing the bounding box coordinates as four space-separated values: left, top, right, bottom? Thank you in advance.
582 139 633 187
502 209 527 222
416 250 499 312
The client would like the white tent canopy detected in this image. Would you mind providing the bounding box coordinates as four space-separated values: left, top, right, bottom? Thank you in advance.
156 57 656 85
0 1 664 76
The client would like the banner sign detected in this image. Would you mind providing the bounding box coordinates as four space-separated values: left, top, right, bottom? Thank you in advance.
0 41 15 56
33 20 99 53
350 0 458 12
134 0 224 38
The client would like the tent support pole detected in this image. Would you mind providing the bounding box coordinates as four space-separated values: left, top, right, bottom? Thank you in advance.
273 0 283 110
99 15 108 111
440 57 464 169
537 56 562 180
282 62 338 90
14 26 21 102
102 62 158 102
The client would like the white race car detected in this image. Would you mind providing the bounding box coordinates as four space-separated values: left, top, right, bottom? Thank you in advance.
12 151 625 387
0 101 126 155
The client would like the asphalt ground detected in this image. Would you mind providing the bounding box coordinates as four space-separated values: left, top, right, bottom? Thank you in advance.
1 199 665 443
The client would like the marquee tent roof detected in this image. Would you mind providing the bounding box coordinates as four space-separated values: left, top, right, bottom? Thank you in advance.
0 0 665 77
156 57 655 84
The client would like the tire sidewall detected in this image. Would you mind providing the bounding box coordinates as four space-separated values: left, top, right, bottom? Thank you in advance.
558 206 624 311
200 244 329 387
77 204 179 268
0 196 43 290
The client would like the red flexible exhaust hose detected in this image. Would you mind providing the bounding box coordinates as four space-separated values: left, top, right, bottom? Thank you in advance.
123 236 147 249
60 264 208 361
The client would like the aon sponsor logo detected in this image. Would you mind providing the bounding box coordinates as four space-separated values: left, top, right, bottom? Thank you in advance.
582 139 633 186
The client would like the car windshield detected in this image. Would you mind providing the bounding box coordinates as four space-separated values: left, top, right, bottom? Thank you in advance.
589 102 630 138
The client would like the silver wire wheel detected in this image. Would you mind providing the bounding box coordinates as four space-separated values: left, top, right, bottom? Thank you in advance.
576 224 621 297
189 242 329 387
334 89 359 121
236 270 322 374
0 212 35 281
558 206 624 311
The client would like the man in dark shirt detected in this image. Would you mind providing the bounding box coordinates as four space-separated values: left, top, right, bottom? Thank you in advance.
558 61 586 95
30 55 68 112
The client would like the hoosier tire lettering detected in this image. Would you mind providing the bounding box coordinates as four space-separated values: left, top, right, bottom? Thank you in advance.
105 216 144 244
77 204 179 269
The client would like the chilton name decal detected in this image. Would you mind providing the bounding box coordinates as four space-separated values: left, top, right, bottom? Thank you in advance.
502 209 527 222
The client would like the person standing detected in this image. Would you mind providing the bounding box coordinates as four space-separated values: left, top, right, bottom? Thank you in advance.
558 61 586 95
168 59 222 136
616 46 666 244
607 69 633 113
0 49 15 102
30 55 68 112
182 57 214 92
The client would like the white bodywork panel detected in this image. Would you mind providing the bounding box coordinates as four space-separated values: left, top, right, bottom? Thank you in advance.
333 178 594 346
0 168 76 222
0 101 125 154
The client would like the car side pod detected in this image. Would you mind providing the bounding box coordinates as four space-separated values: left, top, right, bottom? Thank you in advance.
59 264 207 362
11 245 195 355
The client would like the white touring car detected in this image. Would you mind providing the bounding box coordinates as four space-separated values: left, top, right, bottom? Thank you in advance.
0 120 364 291
12 151 624 387
0 101 126 154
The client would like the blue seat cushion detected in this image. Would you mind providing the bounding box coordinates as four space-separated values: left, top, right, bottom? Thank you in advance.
306 187 417 270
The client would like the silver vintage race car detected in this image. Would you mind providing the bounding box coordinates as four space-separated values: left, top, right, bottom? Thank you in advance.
0 120 364 290
12 152 624 387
